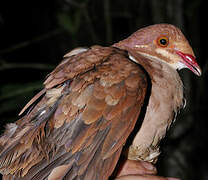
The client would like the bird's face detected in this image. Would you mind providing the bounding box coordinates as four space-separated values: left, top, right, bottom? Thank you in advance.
114 24 202 76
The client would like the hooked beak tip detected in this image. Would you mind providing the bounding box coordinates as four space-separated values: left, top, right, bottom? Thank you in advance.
176 51 202 76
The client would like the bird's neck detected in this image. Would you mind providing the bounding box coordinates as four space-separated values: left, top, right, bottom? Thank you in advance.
126 51 184 162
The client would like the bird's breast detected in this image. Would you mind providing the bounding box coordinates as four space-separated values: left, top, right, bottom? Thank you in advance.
127 58 184 162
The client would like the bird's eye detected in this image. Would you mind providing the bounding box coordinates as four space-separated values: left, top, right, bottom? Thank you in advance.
157 36 169 47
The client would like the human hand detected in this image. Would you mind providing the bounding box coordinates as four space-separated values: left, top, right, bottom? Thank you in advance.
114 159 180 180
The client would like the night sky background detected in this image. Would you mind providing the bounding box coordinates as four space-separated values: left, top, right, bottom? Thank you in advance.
0 0 207 179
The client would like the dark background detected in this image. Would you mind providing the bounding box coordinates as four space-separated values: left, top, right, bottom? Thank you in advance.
0 0 207 179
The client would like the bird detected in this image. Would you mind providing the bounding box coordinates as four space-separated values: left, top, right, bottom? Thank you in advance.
0 24 201 180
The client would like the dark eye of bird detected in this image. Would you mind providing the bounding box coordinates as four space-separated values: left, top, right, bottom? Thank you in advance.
160 38 167 45
157 36 169 47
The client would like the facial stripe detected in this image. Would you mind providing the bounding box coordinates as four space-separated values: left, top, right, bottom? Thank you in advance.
155 48 177 63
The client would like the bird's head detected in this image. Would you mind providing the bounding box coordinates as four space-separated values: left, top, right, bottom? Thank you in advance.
114 24 201 76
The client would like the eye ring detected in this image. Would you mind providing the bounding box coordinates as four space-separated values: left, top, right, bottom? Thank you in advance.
157 36 169 47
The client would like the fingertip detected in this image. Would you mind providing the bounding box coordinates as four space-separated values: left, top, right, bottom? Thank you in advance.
140 161 157 172
167 178 181 180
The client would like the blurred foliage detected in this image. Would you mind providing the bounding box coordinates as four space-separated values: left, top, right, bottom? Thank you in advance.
57 11 82 35
0 0 207 179
0 82 42 101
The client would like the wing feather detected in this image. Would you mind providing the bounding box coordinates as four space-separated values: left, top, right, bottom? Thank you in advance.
0 46 147 179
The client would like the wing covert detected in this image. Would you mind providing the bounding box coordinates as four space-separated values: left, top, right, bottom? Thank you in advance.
0 46 147 180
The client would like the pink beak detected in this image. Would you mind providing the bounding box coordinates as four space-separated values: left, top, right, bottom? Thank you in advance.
176 51 202 76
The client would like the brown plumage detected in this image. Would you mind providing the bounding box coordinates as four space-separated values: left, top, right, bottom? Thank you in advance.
0 24 201 180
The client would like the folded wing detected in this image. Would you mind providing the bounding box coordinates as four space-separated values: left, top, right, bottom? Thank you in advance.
0 46 147 180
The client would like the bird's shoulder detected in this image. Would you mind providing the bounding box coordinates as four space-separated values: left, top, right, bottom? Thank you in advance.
44 45 133 89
